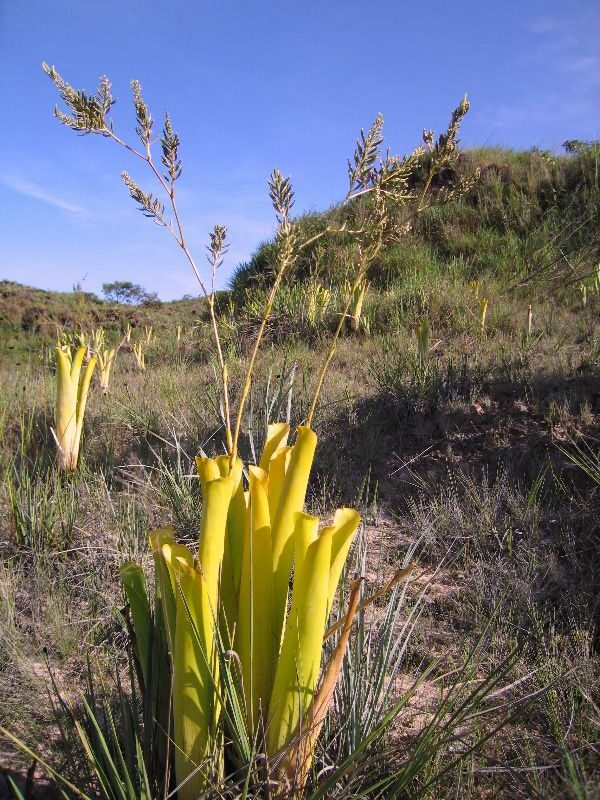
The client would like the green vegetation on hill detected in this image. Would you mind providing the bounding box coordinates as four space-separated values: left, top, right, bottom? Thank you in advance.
3 143 598 366
231 144 599 296
0 281 207 363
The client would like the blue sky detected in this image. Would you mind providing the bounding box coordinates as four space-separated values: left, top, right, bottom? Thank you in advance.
0 0 598 300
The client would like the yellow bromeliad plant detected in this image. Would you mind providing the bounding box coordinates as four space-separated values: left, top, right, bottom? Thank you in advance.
122 425 360 797
96 345 117 393
92 327 124 393
478 296 489 334
143 325 155 345
52 337 96 470
348 276 369 332
415 317 430 369
132 341 146 372
305 279 331 328
38 64 474 798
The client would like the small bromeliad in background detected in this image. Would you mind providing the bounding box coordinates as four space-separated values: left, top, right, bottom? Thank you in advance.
52 333 96 470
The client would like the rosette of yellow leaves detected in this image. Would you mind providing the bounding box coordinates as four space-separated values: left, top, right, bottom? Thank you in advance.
123 422 360 798
53 344 96 470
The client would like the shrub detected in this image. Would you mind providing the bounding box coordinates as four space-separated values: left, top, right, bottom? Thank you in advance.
102 280 158 305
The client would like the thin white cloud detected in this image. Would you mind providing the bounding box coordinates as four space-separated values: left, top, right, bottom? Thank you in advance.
531 17 562 35
530 10 600 62
473 8 600 146
1 173 87 215
559 55 600 87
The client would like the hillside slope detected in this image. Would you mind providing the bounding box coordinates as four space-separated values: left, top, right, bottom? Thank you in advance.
231 144 599 295
2 145 598 364
0 281 205 363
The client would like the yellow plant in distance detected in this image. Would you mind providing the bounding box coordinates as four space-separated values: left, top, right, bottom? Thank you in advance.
142 325 154 345
132 341 146 371
349 276 369 332
479 297 489 334
96 346 116 393
415 317 430 367
53 342 96 470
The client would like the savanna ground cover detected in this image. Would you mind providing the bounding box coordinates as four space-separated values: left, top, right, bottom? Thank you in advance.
0 85 599 798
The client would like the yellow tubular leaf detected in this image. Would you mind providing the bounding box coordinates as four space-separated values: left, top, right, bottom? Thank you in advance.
237 466 274 733
325 508 361 617
270 426 318 647
120 562 151 686
72 355 96 468
150 527 177 583
278 579 363 790
216 455 246 641
70 345 86 382
291 512 320 589
166 552 217 800
195 456 220 486
214 454 230 477
149 526 176 652
76 354 95 410
198 474 233 620
267 518 332 756
258 422 290 472
98 348 116 392
162 542 194 599
267 446 292 524
149 526 175 550
55 347 73 395
227 459 247 591
55 347 78 468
